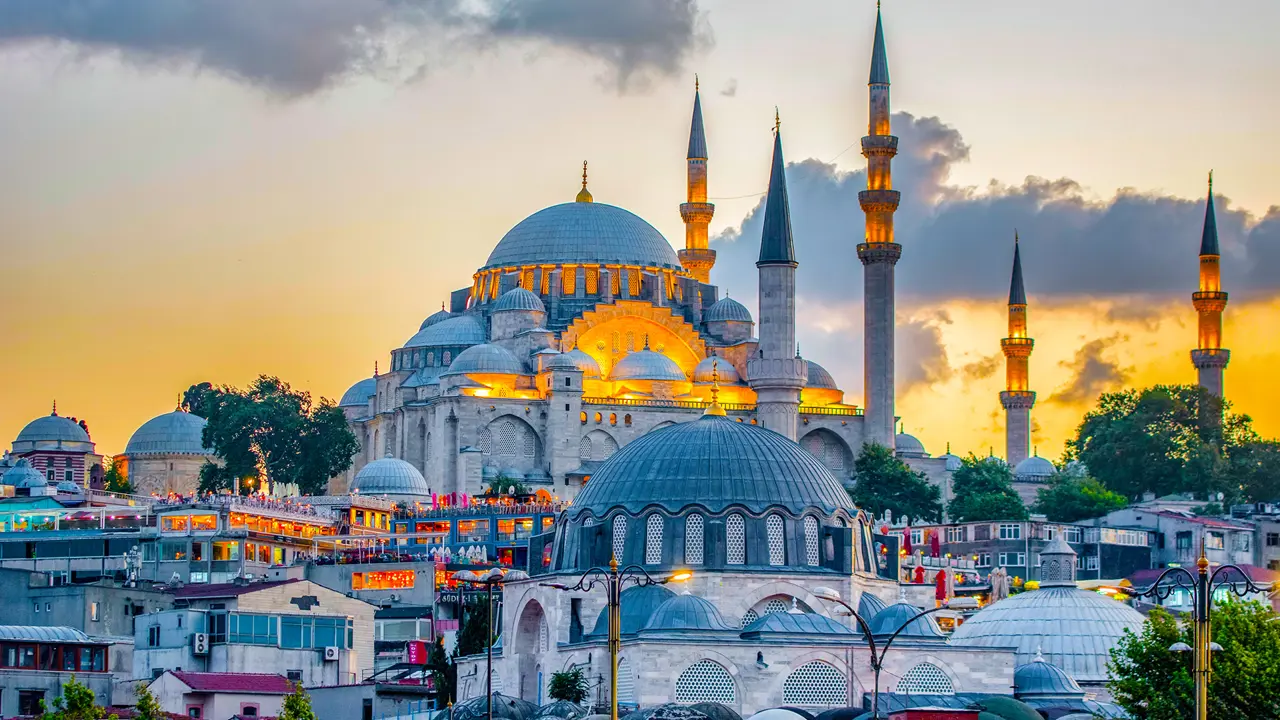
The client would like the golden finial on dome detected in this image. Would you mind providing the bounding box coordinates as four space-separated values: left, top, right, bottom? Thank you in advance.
576 160 593 203
774 107 781 134
704 359 727 417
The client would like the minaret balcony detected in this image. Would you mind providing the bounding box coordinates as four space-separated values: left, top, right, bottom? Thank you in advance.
1192 291 1228 312
858 189 900 212
999 390 1037 410
856 242 902 265
679 202 715 223
1191 348 1230 368
861 135 899 156
1001 337 1035 356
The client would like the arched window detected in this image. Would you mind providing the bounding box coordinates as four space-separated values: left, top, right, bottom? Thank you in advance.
897 663 954 695
767 514 785 566
617 658 636 707
580 412 588 424
624 414 632 426
764 598 788 616
739 609 758 629
427 352 435 366
612 516 628 562
685 515 704 565
783 661 847 706
726 514 745 565
609 413 617 426
804 516 820 566
490 668 503 693
443 351 452 364
522 433 536 458
674 660 735 704
594 412 602 424
478 427 493 455
579 436 592 460
497 422 517 456
645 514 663 565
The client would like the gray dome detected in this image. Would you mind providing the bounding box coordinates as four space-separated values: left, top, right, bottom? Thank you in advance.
588 584 676 638
805 362 837 390
483 202 679 271
693 357 740 384
642 593 736 634
1014 654 1085 699
949 586 1145 685
857 591 888 619
125 411 212 455
704 297 752 323
403 315 485 349
1014 455 1056 481
492 288 546 313
610 350 686 382
940 453 963 472
867 602 945 640
352 457 430 497
14 415 91 449
340 377 377 408
419 308 452 330
2 459 45 487
894 433 927 458
56 481 83 494
548 349 602 377
568 414 856 518
740 611 854 637
441 344 525 376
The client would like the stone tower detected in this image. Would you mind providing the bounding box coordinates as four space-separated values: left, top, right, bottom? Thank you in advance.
858 4 900 450
1000 234 1035 467
1191 172 1229 398
747 118 807 442
679 78 716 283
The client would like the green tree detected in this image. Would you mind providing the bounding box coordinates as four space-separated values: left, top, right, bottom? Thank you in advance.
1109 601 1280 720
38 676 116 720
278 684 319 720
1032 474 1128 522
1229 440 1280 504
848 443 942 523
548 668 589 703
455 598 492 658
102 458 134 495
133 682 163 720
486 474 528 497
947 455 1028 522
426 636 456 704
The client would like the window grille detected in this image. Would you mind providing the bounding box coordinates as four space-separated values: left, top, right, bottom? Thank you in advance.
825 442 845 471
579 437 591 460
616 658 636 706
497 423 517 456
585 267 598 294
739 609 758 628
612 516 628 561
764 598 788 615
522 433 536 458
803 435 823 456
479 427 493 455
645 515 664 565
767 515 785 565
490 669 503 693
783 662 847 706
674 660 735 704
804 516 820 566
726 514 745 565
685 515 704 565
538 619 548 652
897 663 953 695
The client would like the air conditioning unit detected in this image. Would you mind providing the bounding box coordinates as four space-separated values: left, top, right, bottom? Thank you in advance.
322 646 340 662
191 633 210 656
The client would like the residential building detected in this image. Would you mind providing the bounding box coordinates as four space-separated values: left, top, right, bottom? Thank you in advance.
147 670 293 720
0 626 128 715
1087 508 1253 569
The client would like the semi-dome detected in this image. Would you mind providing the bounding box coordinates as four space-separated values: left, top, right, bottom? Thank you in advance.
419 308 452 330
492 287 546 313
14 414 92 451
894 433 927 458
403 315 485 349
587 584 676 638
567 414 856 519
642 593 736 634
867 602 944 640
609 350 687 382
2 459 45 487
805 362 837 390
547 349 602 377
125 411 213 455
482 202 680 271
1014 653 1085 700
740 611 855 638
441 344 526 376
704 297 752 323
692 357 740 384
339 377 377 408
1014 455 1055 481
857 591 888 619
351 457 430 497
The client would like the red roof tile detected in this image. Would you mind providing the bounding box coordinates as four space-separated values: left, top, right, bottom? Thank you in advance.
169 672 295 694
169 579 302 599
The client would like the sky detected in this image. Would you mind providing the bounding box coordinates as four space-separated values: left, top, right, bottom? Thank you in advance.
1 0 1278 462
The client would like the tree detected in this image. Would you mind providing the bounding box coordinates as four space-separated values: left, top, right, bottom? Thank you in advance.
426 636 456 704
548 668 589 703
1032 474 1128 522
278 684 318 720
1109 601 1280 720
848 443 942 523
102 458 134 495
455 598 492 658
1229 440 1280 504
133 682 163 720
38 676 116 720
947 455 1028 522
486 474 528 497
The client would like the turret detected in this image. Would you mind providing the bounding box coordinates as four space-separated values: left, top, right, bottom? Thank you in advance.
1000 233 1035 466
1191 172 1230 399
679 77 716 283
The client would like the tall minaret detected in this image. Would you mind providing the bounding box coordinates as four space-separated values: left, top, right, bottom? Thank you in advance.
679 77 716 283
747 114 807 441
1000 233 1035 467
1191 172 1229 398
858 3 900 449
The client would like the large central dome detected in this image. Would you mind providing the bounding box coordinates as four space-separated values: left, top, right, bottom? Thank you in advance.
483 202 681 271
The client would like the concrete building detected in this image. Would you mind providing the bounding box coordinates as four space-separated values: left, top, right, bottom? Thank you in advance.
1086 507 1253 569
0 568 172 642
0 626 128 715
147 670 293 720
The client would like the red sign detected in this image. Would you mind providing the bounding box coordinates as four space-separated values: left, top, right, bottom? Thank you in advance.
407 640 428 664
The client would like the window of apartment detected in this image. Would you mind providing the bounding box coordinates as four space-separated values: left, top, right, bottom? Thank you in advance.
19 690 45 717
90 602 100 622
1064 527 1082 544
909 529 923 546
159 541 187 561
212 541 240 562
998 524 1022 541
189 572 209 584
1085 555 1099 571
974 525 991 541
148 625 161 647
1267 533 1279 548
1176 531 1193 550
351 570 414 591
1206 532 1225 550
998 552 1026 567
228 613 277 645
945 527 968 543
1234 534 1251 552
974 553 992 568
457 520 490 543
286 670 303 683
187 707 202 719
64 470 73 483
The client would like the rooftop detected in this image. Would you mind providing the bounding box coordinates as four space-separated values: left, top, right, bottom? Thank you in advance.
167 671 295 694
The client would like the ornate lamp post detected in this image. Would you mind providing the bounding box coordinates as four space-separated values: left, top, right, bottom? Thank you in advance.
542 558 692 720
1129 541 1271 720
452 567 530 720
811 586 952 719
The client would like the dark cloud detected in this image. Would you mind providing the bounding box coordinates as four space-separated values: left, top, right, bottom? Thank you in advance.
896 310 954 395
961 353 1002 381
719 78 737 97
1048 335 1132 406
0 0 710 95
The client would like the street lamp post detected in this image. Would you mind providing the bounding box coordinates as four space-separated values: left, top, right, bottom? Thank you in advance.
452 567 530 720
542 558 692 720
811 586 951 719
1129 541 1271 720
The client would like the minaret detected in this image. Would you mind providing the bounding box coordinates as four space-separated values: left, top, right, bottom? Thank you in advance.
858 3 900 449
747 113 807 441
679 77 716 283
1000 233 1035 467
1191 172 1229 398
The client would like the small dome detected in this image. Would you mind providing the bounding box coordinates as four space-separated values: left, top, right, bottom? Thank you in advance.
610 350 687 382
642 594 736 634
483 202 680 272
2 459 45 487
1014 654 1085 699
940 453 963 472
403 315 486 349
895 433 927 458
56 481 83 494
857 591 888 619
740 611 854 637
352 457 430 497
704 297 752 323
14 414 91 449
1014 455 1056 481
492 288 546 313
867 602 945 640
548 349 602 378
339 377 377 408
419 308 452 331
588 585 676 638
692 357 740 384
125 411 212 456
805 362 837 390
441 344 525 377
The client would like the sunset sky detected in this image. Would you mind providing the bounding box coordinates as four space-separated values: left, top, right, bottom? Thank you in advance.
2 0 1278 462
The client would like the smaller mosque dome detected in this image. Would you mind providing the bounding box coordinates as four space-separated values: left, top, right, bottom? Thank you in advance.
403 314 485 349
125 411 213 455
14 414 91 450
2 459 45 487
692 356 740 384
1014 455 1056 481
352 457 430 497
642 593 736 634
441 344 525 376
857 591 888 619
895 433 927 458
547 349 602 378
492 287 546 313
704 297 752 323
339 377 377 408
867 602 945 640
610 349 687 382
588 585 676 638
940 451 963 472
419 308 452 331
1014 654 1085 700
56 481 83 494
740 611 855 637
805 361 837 390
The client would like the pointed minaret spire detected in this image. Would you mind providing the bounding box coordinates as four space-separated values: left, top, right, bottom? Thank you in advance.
758 121 795 265
1192 171 1229 401
679 76 716 282
870 1 890 85
1200 171 1220 256
1001 231 1036 467
1009 231 1027 305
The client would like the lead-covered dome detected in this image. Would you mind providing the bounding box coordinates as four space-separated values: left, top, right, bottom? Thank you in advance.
1014 455 1056 481
894 432 927 458
567 414 856 518
692 356 740 384
610 350 687 382
2 459 45 487
125 411 213 455
483 202 680 271
492 288 546 313
441 344 525 376
403 315 485 349
340 377 377 408
643 593 736 635
13 414 92 452
805 361 837 390
704 297 752 323
548 349 602 378
867 602 945 640
1014 653 1085 700
419 308 452 330
352 457 430 497
587 584 676 638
